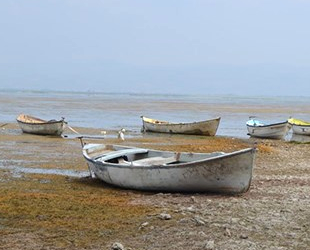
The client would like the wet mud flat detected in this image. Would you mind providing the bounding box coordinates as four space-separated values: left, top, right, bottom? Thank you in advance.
0 123 310 250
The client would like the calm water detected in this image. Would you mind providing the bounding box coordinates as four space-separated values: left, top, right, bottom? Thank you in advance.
1 89 310 138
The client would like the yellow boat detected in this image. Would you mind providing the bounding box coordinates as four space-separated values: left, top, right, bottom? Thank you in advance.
288 118 310 135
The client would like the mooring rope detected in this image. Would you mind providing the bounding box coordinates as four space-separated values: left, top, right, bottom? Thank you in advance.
66 124 80 134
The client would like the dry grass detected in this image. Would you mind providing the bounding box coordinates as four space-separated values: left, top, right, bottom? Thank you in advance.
256 143 274 153
0 174 160 248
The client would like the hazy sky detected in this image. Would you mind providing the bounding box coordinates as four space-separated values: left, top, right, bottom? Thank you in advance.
1 0 310 96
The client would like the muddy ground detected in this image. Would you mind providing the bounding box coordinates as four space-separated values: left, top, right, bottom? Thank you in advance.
0 123 309 250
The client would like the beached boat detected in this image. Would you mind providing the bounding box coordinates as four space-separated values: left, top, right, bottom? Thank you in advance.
16 114 66 136
290 134 310 143
288 118 310 136
246 118 290 139
141 116 220 136
82 144 256 194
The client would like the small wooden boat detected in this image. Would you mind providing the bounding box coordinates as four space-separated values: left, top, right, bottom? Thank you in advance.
246 118 290 139
288 118 310 136
82 144 256 194
141 116 221 136
16 114 66 136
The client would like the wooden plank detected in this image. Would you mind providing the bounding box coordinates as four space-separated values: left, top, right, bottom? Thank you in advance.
132 156 176 166
96 148 148 162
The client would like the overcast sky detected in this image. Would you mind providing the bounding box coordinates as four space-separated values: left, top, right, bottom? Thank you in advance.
1 0 310 96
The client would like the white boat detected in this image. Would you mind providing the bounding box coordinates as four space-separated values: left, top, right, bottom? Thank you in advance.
82 144 256 194
290 134 310 143
288 118 310 136
246 118 290 139
16 114 66 136
141 116 221 136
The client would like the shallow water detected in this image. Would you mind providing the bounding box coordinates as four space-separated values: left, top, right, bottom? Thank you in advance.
0 165 90 178
1 89 310 138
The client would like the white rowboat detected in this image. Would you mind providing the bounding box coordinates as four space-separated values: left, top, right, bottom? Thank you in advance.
246 118 290 139
141 116 220 136
82 144 256 194
16 114 66 136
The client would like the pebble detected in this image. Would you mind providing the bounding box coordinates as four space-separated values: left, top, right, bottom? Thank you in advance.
139 222 149 230
203 240 215 250
179 218 190 224
185 205 196 213
191 196 197 203
198 231 207 237
224 227 232 237
111 242 125 250
231 217 239 224
240 234 248 239
192 216 206 226
158 213 172 220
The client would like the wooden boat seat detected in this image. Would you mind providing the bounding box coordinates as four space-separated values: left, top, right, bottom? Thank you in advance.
132 156 177 166
96 148 149 162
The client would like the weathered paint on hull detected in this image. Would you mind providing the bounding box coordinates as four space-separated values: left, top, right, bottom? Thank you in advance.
16 114 66 136
290 134 310 143
290 125 310 136
83 144 255 194
247 122 290 139
142 116 221 136
17 121 65 135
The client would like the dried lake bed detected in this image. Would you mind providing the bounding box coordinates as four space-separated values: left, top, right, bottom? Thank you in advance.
0 123 309 250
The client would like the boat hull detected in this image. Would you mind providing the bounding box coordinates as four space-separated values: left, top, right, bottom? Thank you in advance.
288 118 310 135
290 134 310 143
247 121 290 139
16 114 66 136
141 116 220 136
83 144 255 194
290 125 310 135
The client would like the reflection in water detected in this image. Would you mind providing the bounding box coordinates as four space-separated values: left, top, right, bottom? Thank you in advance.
0 165 89 178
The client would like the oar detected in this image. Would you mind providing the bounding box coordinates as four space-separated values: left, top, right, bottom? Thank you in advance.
63 124 106 141
77 135 106 140
66 125 80 134
65 125 105 139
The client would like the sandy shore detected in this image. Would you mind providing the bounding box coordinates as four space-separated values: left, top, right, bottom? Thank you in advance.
0 123 309 250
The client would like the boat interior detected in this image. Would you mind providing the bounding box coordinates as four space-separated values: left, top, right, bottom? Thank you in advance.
92 146 225 166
